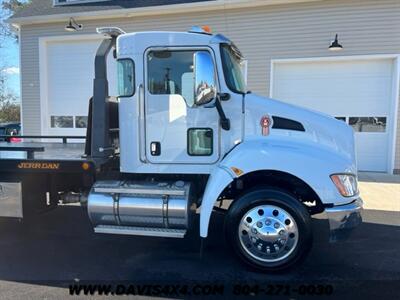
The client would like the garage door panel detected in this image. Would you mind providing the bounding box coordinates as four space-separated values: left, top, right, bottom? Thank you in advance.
355 133 388 172
46 39 117 136
272 58 393 172
274 60 393 77
274 66 392 115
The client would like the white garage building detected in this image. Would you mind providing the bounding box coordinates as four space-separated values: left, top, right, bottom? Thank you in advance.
9 0 400 174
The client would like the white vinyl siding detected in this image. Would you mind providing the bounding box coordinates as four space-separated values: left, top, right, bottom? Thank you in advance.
54 0 110 6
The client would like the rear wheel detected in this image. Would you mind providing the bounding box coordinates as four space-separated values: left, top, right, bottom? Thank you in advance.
225 188 312 272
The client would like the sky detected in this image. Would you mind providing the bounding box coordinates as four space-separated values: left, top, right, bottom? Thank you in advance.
0 0 21 99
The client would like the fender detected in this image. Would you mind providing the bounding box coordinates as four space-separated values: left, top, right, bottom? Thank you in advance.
199 136 358 238
199 165 234 238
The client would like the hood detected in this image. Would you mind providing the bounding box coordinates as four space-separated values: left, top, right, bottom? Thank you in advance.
244 93 356 168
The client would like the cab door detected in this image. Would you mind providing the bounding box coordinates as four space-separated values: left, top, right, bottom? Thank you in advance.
144 47 220 164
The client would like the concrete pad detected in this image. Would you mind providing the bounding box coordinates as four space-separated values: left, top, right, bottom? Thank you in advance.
358 172 400 183
358 172 400 212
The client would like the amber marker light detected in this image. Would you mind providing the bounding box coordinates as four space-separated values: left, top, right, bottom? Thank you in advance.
231 167 244 177
82 162 90 171
330 174 358 197
201 25 212 34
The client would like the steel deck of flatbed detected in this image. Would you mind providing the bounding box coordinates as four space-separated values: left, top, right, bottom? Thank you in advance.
0 142 86 161
0 142 94 175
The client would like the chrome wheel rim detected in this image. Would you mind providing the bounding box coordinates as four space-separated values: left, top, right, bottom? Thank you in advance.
238 205 299 263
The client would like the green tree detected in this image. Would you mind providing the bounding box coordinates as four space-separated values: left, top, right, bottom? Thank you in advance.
0 99 20 122
0 1 28 122
0 70 20 122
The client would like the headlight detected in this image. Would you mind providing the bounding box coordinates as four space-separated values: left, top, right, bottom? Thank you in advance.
330 174 358 197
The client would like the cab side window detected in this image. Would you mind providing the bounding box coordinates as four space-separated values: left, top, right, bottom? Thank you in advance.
147 50 198 107
187 128 213 156
117 59 135 97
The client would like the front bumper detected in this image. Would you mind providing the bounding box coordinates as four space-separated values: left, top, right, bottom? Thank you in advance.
325 198 363 241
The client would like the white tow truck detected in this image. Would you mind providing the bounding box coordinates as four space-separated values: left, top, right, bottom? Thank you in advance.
0 26 363 271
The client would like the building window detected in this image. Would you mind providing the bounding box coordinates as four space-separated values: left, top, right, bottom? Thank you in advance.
51 116 73 128
75 116 88 128
148 50 199 107
187 128 213 156
349 117 387 132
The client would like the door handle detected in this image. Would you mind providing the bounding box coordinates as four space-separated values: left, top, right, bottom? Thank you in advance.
150 142 161 156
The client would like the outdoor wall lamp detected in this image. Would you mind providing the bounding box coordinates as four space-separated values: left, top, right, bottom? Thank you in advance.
329 34 343 51
65 17 83 32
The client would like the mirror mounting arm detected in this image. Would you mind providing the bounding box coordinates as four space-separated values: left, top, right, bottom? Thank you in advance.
215 95 230 130
219 92 230 101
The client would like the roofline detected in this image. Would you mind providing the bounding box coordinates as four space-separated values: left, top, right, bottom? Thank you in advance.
8 0 323 27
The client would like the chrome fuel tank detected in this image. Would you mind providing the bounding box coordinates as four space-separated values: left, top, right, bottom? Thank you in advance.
88 180 195 229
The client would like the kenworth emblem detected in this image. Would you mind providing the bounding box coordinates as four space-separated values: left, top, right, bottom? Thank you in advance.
260 115 272 136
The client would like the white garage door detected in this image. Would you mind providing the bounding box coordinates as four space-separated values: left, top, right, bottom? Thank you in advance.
272 58 394 172
45 39 117 137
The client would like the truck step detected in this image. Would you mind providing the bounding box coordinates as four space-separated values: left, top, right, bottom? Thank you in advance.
93 225 186 238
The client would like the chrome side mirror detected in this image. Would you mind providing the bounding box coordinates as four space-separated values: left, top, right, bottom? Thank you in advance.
194 51 217 106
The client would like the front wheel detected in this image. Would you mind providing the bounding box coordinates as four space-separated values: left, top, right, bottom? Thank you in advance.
224 188 313 272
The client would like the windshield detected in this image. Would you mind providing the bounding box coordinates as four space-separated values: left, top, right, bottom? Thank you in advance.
220 44 246 94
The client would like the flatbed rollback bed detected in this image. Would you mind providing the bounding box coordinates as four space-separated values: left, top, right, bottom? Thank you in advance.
0 136 101 219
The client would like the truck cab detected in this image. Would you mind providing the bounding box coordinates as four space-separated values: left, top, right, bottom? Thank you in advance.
116 29 243 174
88 26 363 271
0 26 363 272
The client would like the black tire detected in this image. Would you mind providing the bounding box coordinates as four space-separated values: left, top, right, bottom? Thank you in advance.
224 187 313 272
